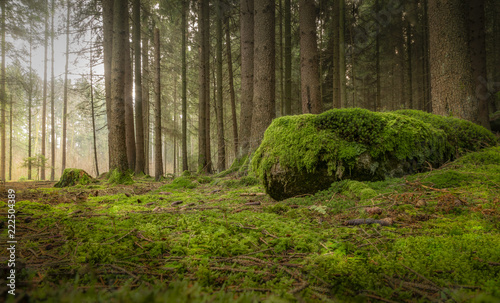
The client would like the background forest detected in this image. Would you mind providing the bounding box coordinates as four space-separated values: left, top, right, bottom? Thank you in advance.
0 0 498 181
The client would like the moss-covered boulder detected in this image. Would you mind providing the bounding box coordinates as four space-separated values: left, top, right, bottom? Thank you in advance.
54 168 94 188
252 108 498 201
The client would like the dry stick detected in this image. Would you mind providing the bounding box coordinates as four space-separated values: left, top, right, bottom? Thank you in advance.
102 228 137 245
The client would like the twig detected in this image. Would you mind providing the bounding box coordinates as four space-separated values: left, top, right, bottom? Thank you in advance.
102 228 137 245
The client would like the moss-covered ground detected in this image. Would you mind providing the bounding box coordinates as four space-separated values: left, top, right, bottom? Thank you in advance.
1 147 500 302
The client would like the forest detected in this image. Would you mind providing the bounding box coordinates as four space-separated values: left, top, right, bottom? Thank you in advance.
1 0 500 302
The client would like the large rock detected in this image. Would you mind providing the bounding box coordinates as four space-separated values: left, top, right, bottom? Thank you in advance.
252 108 498 201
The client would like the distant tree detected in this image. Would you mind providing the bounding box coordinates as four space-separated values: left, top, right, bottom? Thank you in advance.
50 0 56 180
181 0 188 172
61 0 70 174
133 0 144 174
154 27 163 180
40 0 48 180
215 0 225 172
1 0 5 180
225 15 238 158
198 0 211 173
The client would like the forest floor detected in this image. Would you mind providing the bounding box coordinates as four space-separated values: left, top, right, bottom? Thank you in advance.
1 147 500 302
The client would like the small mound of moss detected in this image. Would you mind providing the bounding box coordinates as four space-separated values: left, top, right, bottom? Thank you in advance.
107 169 134 185
160 176 197 190
54 168 94 188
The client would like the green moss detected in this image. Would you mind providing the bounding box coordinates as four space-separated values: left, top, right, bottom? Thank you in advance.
252 109 498 200
395 109 498 156
107 169 134 185
159 176 197 190
54 168 94 188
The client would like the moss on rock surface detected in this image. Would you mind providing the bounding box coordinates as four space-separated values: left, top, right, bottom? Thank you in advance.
54 168 94 188
252 108 498 200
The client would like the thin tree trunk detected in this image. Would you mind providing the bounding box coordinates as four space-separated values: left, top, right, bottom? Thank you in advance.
50 0 55 180
250 0 275 150
238 0 253 158
102 0 113 170
181 0 188 172
133 0 145 173
284 0 291 115
0 0 5 180
279 0 284 115
339 0 346 108
142 10 150 175
333 0 340 108
41 0 49 180
28 32 33 180
225 17 238 159
9 95 12 180
198 0 211 173
90 26 99 177
216 0 225 172
109 0 129 174
154 27 163 180
375 0 380 111
406 18 413 109
124 12 136 171
61 0 70 174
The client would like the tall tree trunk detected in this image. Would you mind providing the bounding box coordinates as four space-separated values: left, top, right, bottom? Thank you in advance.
375 0 381 111
142 11 150 175
50 0 55 180
467 0 490 129
339 0 346 108
250 0 275 150
154 27 163 180
284 0 291 114
225 17 238 159
41 0 49 180
428 0 478 124
124 11 136 171
422 0 432 112
61 0 70 174
0 0 5 181
109 0 129 174
181 0 188 172
238 0 253 158
332 0 340 108
215 0 225 172
278 0 284 115
406 18 413 109
299 0 321 114
90 25 99 177
198 0 211 173
133 0 145 173
28 32 33 180
9 95 12 180
102 0 113 170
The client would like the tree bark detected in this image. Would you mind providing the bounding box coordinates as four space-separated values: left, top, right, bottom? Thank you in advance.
332 0 340 108
40 0 48 180
299 0 321 114
284 0 292 115
238 0 253 158
428 0 478 124
198 0 211 173
154 27 163 180
339 0 346 108
133 0 145 173
225 17 238 159
215 0 225 172
250 0 275 151
141 9 150 175
181 0 188 172
61 0 70 175
109 0 129 174
0 0 5 181
467 0 490 129
102 0 113 171
50 0 55 180
124 11 136 171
